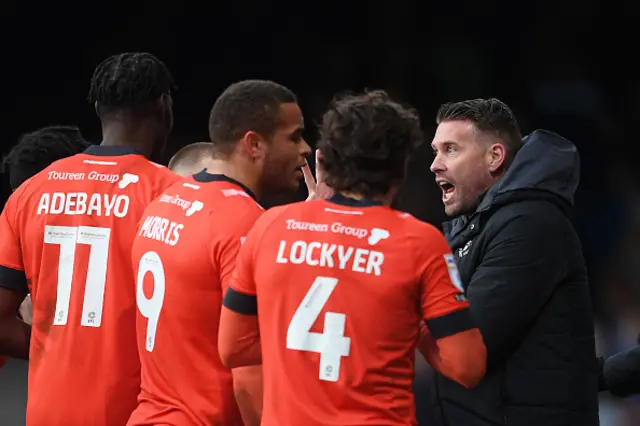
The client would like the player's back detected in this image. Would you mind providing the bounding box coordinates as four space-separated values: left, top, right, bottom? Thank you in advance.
129 172 262 426
12 145 179 426
252 194 444 426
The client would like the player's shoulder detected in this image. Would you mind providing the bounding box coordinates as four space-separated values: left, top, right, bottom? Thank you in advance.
8 156 78 201
131 157 179 180
259 200 304 221
32 154 82 179
397 210 441 235
388 209 447 248
249 200 302 234
207 182 265 218
161 178 265 227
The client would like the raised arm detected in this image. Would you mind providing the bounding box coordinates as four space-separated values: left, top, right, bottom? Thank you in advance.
415 225 486 388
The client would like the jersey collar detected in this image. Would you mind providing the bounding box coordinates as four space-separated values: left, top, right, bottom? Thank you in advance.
327 193 383 207
83 145 141 156
192 170 258 201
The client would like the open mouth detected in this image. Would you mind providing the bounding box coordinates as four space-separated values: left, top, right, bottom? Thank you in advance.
438 181 455 202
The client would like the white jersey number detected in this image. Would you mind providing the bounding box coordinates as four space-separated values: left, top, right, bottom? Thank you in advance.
45 225 111 328
286 276 351 382
136 251 166 352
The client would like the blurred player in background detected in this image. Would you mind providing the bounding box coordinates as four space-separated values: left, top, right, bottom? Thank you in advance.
128 80 310 426
3 126 91 193
218 90 486 426
0 52 180 426
0 125 90 369
168 141 213 176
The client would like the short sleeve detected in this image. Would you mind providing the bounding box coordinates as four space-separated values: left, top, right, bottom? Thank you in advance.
221 209 264 315
414 224 473 339
222 205 285 315
0 192 28 293
216 204 263 294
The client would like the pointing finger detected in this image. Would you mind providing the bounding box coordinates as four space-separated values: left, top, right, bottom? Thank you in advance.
314 149 324 185
301 159 316 193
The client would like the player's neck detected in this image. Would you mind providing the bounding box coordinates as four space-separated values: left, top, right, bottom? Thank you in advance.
100 120 154 159
338 191 393 206
202 159 261 199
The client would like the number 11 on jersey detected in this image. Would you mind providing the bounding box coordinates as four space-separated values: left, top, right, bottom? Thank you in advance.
286 276 351 382
45 225 111 327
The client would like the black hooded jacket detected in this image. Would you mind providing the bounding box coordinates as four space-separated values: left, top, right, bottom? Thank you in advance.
431 130 599 426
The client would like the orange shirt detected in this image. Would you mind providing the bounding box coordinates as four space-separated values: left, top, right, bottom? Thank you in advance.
222 194 472 426
0 145 180 426
128 172 263 426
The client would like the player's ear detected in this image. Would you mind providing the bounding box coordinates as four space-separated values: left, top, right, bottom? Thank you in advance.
241 131 268 161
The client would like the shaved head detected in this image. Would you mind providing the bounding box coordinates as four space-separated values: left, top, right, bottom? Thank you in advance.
168 142 214 177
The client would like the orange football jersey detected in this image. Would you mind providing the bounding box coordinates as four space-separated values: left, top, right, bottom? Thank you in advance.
0 145 180 426
223 194 472 426
128 172 263 426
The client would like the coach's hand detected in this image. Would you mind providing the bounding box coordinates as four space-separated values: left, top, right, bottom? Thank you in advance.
19 294 33 325
303 150 333 201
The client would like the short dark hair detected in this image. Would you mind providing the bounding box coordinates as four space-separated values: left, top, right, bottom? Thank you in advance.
2 125 89 190
208 80 297 156
436 98 522 166
88 52 175 116
318 90 423 198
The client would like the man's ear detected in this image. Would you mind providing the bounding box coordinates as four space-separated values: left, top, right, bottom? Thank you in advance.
240 131 268 161
487 143 506 173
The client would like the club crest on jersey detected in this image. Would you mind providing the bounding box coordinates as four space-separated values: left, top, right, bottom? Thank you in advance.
367 228 390 246
118 173 139 189
185 201 204 217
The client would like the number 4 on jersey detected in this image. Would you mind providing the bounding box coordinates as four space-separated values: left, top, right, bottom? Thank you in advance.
286 276 351 382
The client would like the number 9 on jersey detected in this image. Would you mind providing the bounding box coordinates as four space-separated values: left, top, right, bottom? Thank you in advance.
136 251 166 352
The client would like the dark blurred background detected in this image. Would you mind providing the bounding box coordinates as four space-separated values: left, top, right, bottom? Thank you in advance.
1 1 639 424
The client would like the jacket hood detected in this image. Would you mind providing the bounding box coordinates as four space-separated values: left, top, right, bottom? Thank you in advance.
477 129 580 211
443 129 580 239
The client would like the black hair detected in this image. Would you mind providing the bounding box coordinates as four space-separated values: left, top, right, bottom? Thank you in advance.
436 98 522 167
208 80 297 156
2 125 89 190
318 90 424 199
88 52 175 116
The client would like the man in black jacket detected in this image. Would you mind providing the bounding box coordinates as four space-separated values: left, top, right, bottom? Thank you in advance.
428 98 599 426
